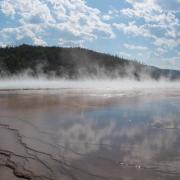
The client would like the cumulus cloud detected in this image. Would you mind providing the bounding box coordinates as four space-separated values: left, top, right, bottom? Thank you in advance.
0 24 47 46
122 0 179 25
113 21 153 38
153 37 180 48
156 0 180 11
121 0 162 22
102 15 112 21
118 51 132 59
156 56 180 70
58 38 84 47
0 1 15 16
154 47 168 56
124 43 148 51
0 0 115 46
117 0 180 66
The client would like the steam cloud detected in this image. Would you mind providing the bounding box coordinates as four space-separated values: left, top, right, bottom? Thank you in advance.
0 76 179 92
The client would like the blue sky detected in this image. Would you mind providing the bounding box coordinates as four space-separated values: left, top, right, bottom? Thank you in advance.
0 0 180 70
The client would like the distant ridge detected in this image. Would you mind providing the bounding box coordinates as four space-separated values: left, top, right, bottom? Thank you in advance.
0 44 180 80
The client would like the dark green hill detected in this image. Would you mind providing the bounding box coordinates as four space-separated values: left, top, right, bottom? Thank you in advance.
0 44 179 80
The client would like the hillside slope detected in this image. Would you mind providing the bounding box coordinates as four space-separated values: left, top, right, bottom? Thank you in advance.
0 45 179 80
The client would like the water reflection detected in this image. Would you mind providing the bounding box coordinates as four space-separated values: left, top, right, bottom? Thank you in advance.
0 90 180 179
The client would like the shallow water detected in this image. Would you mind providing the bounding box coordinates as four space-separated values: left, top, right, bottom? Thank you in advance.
0 88 180 180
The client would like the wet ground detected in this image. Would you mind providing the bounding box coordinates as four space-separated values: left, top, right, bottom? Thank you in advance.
0 88 180 180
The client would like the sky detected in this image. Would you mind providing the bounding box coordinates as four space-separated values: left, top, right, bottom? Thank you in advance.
0 0 180 70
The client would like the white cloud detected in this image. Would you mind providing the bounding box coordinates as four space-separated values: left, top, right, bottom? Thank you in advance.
153 37 180 48
113 21 153 38
102 15 112 21
118 51 131 58
0 0 115 46
0 24 47 46
157 56 180 70
0 1 15 17
121 0 161 22
58 38 85 47
124 43 148 51
120 0 180 51
177 51 180 56
121 0 179 30
122 0 166 23
156 0 180 12
154 47 168 56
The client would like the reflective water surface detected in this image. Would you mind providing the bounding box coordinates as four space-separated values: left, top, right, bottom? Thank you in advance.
0 89 180 180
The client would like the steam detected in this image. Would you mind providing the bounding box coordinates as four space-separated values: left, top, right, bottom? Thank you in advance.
0 76 179 92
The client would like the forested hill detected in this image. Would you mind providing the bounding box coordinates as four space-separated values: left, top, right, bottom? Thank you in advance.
0 44 180 80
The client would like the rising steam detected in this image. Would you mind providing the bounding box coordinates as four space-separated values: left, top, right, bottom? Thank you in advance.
0 76 179 92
